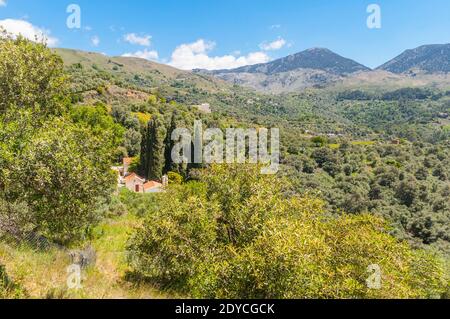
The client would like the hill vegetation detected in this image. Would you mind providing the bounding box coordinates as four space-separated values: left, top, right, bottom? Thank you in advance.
1 35 449 299
127 164 448 299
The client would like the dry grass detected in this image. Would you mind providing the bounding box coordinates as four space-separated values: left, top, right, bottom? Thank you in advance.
0 214 169 299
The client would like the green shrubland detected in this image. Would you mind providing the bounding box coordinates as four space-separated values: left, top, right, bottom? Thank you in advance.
127 165 449 299
1 32 449 300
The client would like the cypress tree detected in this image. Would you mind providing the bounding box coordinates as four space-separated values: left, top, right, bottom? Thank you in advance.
144 115 167 181
164 113 182 174
139 123 149 177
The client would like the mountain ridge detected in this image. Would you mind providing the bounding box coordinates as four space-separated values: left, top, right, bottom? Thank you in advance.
377 43 450 74
205 47 371 76
55 44 450 95
193 44 450 92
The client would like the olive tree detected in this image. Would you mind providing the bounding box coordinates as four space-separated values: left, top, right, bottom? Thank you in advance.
9 119 116 243
0 31 69 119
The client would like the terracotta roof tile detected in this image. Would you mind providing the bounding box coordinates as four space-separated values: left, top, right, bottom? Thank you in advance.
143 181 163 190
124 173 145 182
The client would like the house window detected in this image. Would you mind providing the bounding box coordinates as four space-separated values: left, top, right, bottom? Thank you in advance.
135 185 140 192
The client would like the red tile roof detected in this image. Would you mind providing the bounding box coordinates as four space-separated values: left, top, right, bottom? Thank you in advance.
124 173 145 182
143 181 163 190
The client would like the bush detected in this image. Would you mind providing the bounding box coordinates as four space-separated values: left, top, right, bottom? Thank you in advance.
105 196 128 217
0 32 68 118
118 188 162 217
10 119 116 243
127 164 449 298
311 136 327 147
192 215 447 299
0 35 117 244
168 171 184 185
0 198 33 240
128 188 217 289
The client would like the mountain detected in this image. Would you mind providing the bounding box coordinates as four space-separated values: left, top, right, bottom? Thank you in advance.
195 48 371 93
377 44 450 74
215 48 370 75
55 46 450 98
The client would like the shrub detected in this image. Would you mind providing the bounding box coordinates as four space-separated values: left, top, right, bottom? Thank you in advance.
311 136 328 147
118 188 162 217
0 198 34 240
0 35 117 244
167 172 184 185
11 119 116 243
127 164 449 298
0 32 68 118
128 188 217 289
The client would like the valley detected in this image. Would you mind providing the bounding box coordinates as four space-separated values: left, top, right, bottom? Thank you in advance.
1 35 449 299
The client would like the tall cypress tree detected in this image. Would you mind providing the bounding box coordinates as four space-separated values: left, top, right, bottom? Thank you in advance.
139 123 149 177
164 113 181 174
144 115 167 181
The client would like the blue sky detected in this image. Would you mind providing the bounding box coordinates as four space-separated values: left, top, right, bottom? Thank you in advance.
1 0 449 70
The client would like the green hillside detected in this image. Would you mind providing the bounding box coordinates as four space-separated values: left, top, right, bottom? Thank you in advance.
54 48 231 98
1 37 449 299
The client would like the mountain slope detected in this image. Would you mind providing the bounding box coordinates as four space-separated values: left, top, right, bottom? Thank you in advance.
195 48 371 93
215 48 370 76
377 44 450 74
54 48 231 102
55 46 450 98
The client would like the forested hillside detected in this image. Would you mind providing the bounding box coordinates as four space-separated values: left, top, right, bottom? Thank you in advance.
59 40 450 273
1 35 449 299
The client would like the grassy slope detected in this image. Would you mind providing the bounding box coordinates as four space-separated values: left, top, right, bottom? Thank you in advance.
0 213 168 299
54 48 230 94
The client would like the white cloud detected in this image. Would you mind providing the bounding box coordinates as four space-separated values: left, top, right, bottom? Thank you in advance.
0 1 6 7
124 33 151 46
269 24 281 30
0 19 58 46
169 39 270 70
91 35 100 47
259 38 286 51
122 49 159 61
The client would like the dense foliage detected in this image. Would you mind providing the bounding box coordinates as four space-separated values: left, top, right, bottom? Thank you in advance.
1 34 448 299
0 35 117 244
283 140 450 254
0 31 68 119
127 165 449 299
